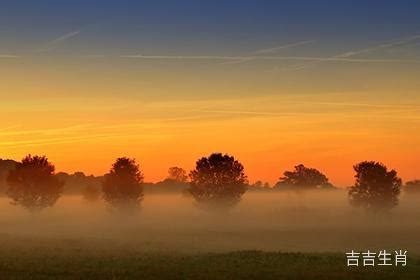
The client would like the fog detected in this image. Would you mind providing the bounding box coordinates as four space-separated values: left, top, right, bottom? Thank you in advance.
1 191 419 254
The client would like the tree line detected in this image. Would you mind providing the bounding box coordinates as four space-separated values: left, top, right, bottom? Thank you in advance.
1 153 419 212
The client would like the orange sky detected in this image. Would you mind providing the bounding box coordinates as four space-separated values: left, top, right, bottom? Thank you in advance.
1 68 419 187
1 32 420 187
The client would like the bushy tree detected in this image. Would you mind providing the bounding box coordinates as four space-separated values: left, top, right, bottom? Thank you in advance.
189 153 248 208
6 155 63 211
167 167 188 183
102 157 144 211
275 164 331 190
348 161 401 212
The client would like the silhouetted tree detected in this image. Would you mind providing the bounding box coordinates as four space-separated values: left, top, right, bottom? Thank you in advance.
348 161 401 212
189 153 248 208
6 155 63 211
249 181 271 191
56 171 102 195
404 180 420 193
0 159 17 193
252 181 264 188
143 180 189 193
275 164 331 190
102 157 144 211
167 167 188 183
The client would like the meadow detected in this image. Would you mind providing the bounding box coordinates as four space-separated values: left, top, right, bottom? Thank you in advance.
1 249 419 280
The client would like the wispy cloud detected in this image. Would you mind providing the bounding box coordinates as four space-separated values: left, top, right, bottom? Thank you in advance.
187 101 420 120
191 109 297 116
305 101 420 109
0 55 20 58
0 124 92 137
37 30 81 52
289 34 420 70
336 35 420 58
124 40 315 65
0 125 21 132
222 40 316 65
121 36 420 64
251 40 315 55
50 30 81 44
121 54 420 63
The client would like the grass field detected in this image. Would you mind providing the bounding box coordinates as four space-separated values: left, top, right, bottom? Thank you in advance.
0 249 419 280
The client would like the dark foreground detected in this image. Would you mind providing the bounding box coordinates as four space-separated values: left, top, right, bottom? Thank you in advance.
0 250 418 280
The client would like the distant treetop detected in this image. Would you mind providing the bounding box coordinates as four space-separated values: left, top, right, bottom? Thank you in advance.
404 180 420 193
167 167 188 183
275 164 332 190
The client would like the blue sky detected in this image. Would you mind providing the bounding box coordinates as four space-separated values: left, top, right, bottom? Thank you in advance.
2 1 420 25
1 0 420 55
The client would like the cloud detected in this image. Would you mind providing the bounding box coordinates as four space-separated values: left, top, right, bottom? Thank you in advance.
289 34 420 70
0 125 21 132
37 30 81 52
0 124 92 137
121 54 420 63
306 101 420 109
336 35 420 58
0 55 20 58
191 109 296 116
251 40 316 55
50 30 81 44
122 36 420 65
221 40 316 65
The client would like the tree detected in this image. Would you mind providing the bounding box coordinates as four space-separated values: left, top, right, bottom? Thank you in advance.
189 153 248 208
252 181 264 188
0 159 17 192
404 180 420 193
348 161 401 212
167 167 188 183
275 164 331 190
249 181 271 191
6 155 63 211
102 157 144 211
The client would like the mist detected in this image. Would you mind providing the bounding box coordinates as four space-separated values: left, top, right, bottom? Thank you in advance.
1 190 419 254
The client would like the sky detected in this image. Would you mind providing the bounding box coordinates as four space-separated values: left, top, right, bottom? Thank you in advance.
1 1 420 186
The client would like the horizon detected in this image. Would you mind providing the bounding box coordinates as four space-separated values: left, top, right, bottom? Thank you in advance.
0 155 417 188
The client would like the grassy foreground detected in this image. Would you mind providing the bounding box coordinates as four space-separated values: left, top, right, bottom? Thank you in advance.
0 250 419 280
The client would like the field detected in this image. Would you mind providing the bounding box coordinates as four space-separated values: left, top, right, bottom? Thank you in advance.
1 248 419 280
0 191 419 279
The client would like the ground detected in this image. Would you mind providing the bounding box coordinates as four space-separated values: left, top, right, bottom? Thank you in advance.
0 248 419 280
